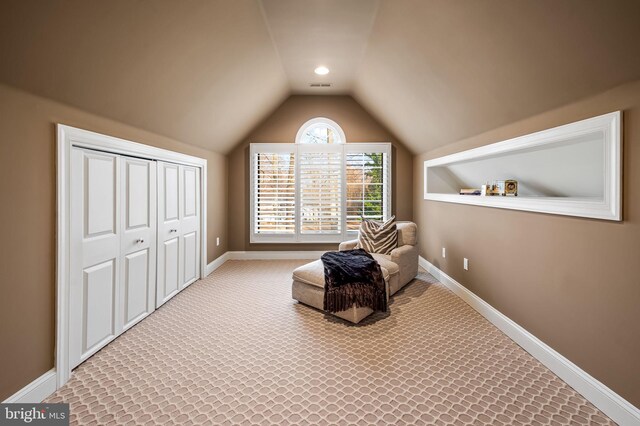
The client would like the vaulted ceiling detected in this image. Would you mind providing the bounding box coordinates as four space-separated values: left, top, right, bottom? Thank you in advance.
261 0 379 94
1 0 640 154
354 0 640 153
0 1 289 153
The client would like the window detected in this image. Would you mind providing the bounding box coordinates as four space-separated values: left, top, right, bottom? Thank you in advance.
346 152 388 231
295 117 346 145
299 148 343 234
251 119 391 243
253 151 296 235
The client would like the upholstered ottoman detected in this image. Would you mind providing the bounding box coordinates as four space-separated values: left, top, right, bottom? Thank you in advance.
291 259 389 324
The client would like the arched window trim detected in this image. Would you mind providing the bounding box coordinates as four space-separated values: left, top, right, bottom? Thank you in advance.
295 117 347 145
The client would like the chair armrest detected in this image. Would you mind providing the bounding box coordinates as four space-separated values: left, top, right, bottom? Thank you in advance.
339 239 359 251
390 244 419 290
390 244 418 264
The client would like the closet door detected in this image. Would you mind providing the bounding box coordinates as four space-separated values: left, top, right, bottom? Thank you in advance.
70 150 159 369
120 157 157 331
157 162 181 306
70 148 122 368
156 162 201 307
180 165 201 289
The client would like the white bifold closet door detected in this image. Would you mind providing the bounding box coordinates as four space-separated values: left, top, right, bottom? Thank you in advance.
69 148 157 369
156 162 201 307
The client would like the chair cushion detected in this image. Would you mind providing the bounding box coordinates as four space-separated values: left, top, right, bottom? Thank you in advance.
371 254 399 277
292 259 390 289
356 216 398 255
292 260 326 288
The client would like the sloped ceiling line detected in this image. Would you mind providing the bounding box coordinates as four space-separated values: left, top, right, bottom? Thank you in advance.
1 0 640 155
0 0 289 154
353 0 640 154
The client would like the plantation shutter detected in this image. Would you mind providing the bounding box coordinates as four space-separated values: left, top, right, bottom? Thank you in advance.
345 145 391 232
250 142 391 243
251 146 296 241
298 144 343 237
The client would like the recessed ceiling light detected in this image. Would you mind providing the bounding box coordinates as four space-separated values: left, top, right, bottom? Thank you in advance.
314 66 330 75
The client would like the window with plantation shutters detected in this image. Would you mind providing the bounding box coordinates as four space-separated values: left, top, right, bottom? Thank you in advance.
345 150 390 231
299 147 343 236
250 125 391 243
253 150 296 239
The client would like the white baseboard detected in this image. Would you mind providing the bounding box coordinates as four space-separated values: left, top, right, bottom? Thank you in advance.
205 252 230 276
226 250 326 260
419 257 640 426
205 251 326 276
3 369 57 403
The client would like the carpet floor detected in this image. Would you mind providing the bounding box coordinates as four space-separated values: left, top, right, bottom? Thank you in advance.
47 260 614 425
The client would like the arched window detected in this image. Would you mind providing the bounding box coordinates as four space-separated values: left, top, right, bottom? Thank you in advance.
250 117 391 243
295 117 346 145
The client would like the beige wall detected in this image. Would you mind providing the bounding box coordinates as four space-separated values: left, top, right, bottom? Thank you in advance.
228 95 414 251
0 84 228 401
413 79 640 407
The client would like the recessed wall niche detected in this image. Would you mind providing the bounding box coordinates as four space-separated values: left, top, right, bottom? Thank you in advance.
423 111 621 221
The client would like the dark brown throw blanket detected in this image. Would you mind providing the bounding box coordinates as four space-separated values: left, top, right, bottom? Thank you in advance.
321 249 387 313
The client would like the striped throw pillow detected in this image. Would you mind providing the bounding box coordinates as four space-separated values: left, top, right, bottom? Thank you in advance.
356 216 397 255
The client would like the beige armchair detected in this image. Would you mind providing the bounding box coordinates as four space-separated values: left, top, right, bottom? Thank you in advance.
339 221 419 295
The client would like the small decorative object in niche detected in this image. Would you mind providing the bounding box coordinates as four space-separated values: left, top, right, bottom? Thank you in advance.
503 180 518 196
495 180 518 196
460 188 481 195
481 180 518 196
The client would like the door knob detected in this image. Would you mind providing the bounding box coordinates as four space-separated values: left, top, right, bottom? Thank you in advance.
170 229 177 233
136 239 144 244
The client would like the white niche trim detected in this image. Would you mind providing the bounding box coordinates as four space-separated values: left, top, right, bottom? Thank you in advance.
423 111 621 221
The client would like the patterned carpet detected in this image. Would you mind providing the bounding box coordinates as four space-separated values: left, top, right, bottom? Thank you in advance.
47 260 614 425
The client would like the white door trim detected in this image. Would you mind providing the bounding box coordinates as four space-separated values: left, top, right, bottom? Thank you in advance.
56 124 208 389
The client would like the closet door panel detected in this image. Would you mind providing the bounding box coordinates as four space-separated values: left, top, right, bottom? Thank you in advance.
157 162 182 306
86 156 116 236
121 158 157 331
183 231 198 283
123 249 150 327
164 165 180 221
126 162 150 229
70 149 121 368
183 167 197 218
180 165 201 289
83 260 116 352
163 237 180 297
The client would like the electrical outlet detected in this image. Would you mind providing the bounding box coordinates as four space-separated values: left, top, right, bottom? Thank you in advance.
463 258 469 271
442 247 446 258
216 237 220 246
